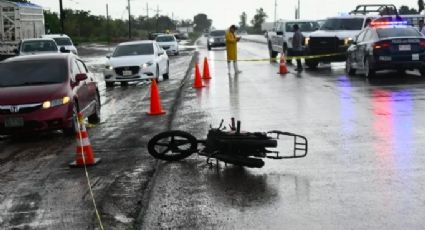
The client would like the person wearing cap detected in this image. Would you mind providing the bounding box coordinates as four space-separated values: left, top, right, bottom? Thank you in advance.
225 25 242 74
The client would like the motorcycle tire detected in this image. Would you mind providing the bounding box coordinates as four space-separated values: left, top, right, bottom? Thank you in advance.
147 130 198 161
214 154 265 168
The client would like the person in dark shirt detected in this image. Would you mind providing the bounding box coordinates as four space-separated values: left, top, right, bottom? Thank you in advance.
292 24 304 71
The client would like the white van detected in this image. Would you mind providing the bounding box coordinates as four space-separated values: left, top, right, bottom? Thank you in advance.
42 34 78 55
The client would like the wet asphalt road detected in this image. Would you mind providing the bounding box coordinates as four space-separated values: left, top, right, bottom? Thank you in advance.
2 38 425 229
0 43 196 229
140 38 425 229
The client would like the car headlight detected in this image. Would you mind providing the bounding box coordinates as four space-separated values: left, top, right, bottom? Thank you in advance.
209 38 214 43
42 96 70 109
142 61 154 69
344 37 353 46
305 37 310 46
105 65 113 70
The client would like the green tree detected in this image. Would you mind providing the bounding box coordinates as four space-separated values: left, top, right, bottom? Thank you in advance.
193 13 212 32
239 12 247 30
399 5 419 15
419 0 424 13
251 8 267 34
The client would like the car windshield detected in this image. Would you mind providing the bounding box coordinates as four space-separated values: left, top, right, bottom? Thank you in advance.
53 37 73 46
210 30 225 36
156 36 175 42
0 59 68 87
377 27 422 38
21 41 58 52
285 21 321 32
321 18 364 30
112 44 154 57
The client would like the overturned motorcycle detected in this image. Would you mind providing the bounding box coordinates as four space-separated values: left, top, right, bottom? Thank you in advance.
148 118 308 168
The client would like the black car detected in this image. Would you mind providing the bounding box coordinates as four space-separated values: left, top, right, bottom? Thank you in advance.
207 30 226 50
346 20 425 78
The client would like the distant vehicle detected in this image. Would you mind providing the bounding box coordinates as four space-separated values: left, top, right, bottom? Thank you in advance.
0 53 101 135
42 34 78 55
207 30 226 50
149 32 164 40
17 38 59 56
104 40 169 87
304 4 398 69
155 34 179 55
346 18 425 78
267 20 320 59
0 1 45 59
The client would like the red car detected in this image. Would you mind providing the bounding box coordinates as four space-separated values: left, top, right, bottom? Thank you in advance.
0 53 101 135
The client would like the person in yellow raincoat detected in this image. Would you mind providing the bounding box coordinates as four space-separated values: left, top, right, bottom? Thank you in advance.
225 25 241 74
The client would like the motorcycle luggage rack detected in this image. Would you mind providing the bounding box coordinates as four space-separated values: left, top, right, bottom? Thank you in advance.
267 130 308 159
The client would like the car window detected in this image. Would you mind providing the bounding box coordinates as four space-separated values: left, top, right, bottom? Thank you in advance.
113 43 154 57
21 40 58 52
72 60 81 75
156 36 175 42
321 18 364 30
285 22 320 32
210 30 225 36
377 28 422 38
76 60 88 73
53 37 73 46
0 59 67 87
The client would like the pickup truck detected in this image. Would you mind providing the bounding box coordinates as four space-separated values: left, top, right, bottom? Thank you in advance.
267 20 320 59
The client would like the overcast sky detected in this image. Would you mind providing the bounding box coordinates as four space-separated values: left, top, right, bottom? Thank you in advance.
30 0 419 28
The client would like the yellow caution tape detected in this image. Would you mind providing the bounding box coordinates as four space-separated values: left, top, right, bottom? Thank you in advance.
210 52 345 62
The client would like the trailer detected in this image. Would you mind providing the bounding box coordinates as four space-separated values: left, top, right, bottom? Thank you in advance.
0 0 45 59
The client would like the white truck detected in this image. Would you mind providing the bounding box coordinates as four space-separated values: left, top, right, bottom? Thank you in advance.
0 0 45 59
266 19 320 59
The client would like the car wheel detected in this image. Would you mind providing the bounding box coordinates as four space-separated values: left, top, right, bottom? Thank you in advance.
63 102 78 136
207 45 211 51
163 62 170 80
175 51 179 56
106 82 114 88
364 58 375 78
305 60 318 69
346 58 355 75
88 93 101 124
155 65 160 82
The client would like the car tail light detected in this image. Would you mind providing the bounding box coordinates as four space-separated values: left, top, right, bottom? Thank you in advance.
419 40 425 47
373 41 390 49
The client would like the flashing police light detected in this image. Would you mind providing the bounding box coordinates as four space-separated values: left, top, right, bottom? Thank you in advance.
370 20 408 27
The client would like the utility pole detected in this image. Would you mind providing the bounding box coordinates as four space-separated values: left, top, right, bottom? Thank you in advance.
274 0 277 27
59 0 64 34
106 4 110 50
297 0 301 19
127 0 131 39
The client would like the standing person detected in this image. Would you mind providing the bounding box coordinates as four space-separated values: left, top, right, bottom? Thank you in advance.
292 24 304 71
419 20 425 36
225 25 241 74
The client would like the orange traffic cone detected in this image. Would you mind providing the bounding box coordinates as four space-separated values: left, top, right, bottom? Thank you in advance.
193 63 204 88
69 112 101 167
202 57 211 79
279 52 289 74
147 80 166 115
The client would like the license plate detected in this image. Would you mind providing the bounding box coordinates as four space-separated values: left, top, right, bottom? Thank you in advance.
4 117 24 128
399 44 411 51
122 70 132 76
412 54 420 61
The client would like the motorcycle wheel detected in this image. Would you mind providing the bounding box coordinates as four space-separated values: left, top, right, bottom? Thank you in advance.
147 130 198 161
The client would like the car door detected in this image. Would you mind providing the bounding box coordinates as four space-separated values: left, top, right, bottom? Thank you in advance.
357 29 373 68
71 58 89 112
155 43 166 74
76 59 97 111
350 30 365 67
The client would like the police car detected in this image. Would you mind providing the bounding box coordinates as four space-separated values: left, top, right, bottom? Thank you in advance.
346 17 425 78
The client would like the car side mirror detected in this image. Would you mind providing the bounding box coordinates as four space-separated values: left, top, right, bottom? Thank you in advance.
60 47 70 53
75 73 88 82
276 31 283 36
